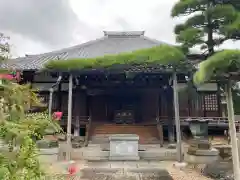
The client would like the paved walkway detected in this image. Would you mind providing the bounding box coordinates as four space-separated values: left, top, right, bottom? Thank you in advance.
46 160 213 180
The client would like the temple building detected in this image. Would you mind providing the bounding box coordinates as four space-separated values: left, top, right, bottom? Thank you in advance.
1 31 224 145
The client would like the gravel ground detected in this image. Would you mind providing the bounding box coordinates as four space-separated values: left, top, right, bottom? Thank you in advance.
167 164 213 180
41 136 229 179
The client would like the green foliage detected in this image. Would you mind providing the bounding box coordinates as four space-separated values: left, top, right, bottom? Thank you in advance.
0 33 10 61
25 112 62 139
222 13 240 39
45 45 186 70
0 80 62 179
193 50 240 85
171 0 240 53
0 137 44 180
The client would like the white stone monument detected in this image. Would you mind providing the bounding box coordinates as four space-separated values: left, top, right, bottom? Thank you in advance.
109 134 139 160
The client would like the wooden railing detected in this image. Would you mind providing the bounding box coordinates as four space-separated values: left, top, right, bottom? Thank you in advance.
59 115 90 126
159 116 240 126
58 115 240 127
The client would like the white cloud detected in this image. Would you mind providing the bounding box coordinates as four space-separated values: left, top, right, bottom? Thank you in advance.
6 32 50 57
0 0 239 57
70 0 179 43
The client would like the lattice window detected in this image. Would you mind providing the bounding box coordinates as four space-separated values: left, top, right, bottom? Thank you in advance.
203 94 218 111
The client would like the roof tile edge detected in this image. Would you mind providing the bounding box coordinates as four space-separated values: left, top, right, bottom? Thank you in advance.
103 31 145 37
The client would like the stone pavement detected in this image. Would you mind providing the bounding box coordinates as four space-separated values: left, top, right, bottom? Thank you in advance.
47 160 169 173
46 160 213 180
86 160 168 169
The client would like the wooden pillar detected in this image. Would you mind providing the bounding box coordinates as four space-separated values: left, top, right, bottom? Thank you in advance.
166 84 175 143
156 90 164 147
66 74 73 161
48 88 54 119
74 88 80 136
84 99 92 147
173 72 183 162
57 83 62 111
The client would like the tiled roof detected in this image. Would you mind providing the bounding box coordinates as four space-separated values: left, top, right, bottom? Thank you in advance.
1 31 166 70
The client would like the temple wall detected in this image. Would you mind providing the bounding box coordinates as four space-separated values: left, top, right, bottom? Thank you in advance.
141 89 159 123
34 72 58 82
31 72 221 124
90 95 107 122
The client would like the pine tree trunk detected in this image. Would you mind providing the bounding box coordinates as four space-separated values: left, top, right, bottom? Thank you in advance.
225 80 240 180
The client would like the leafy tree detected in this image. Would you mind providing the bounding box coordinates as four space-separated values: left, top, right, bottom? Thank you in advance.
171 0 240 56
0 33 10 61
0 80 62 180
0 34 62 179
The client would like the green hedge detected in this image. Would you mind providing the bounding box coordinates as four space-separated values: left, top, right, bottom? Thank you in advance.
45 45 186 71
194 50 240 85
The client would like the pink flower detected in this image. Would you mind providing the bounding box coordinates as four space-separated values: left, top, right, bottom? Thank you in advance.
68 165 77 175
0 74 14 80
53 111 63 120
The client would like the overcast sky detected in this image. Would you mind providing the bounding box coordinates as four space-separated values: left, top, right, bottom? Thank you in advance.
0 0 239 57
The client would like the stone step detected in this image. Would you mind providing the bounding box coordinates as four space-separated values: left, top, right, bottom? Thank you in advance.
90 124 160 144
90 134 160 144
78 147 177 161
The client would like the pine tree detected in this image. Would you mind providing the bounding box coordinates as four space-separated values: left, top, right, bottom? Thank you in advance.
171 0 240 56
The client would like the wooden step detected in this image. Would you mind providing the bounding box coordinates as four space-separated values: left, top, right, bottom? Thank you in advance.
90 124 160 144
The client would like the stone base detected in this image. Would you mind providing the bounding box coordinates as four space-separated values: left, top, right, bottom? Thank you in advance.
38 148 59 163
188 138 210 153
109 156 140 161
184 148 219 164
109 134 139 161
79 145 177 161
58 142 73 161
